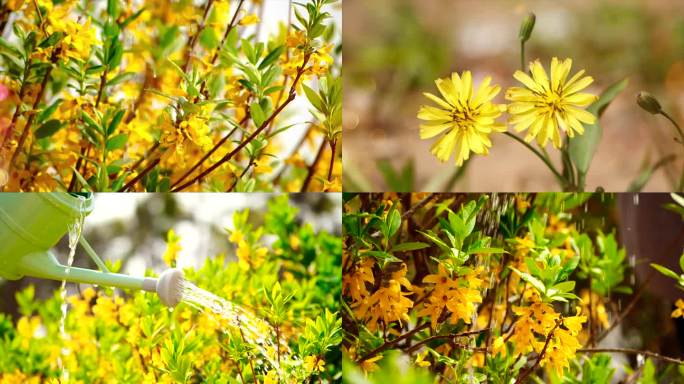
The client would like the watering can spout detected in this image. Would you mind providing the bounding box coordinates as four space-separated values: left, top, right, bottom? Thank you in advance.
17 252 184 307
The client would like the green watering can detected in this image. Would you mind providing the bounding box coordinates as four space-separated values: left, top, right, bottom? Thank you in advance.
0 193 183 306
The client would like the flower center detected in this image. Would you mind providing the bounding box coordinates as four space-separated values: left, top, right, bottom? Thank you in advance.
451 106 476 127
544 92 564 112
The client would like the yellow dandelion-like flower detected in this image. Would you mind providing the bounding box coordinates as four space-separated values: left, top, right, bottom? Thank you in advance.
506 57 598 148
418 71 506 166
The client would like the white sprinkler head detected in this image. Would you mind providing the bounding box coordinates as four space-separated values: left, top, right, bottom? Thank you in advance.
156 268 184 307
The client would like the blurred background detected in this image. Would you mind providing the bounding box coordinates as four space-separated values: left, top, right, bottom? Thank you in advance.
0 193 341 318
343 0 684 192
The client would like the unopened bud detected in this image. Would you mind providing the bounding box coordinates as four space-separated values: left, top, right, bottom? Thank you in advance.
636 92 662 115
519 13 536 43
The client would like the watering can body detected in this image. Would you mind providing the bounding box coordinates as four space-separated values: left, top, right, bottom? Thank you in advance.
0 193 181 306
0 193 93 280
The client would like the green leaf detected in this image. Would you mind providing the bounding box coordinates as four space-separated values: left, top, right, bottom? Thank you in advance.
199 28 219 50
259 45 285 70
627 154 676 192
391 242 429 253
386 208 401 238
679 253 684 274
106 133 128 151
301 83 324 112
651 263 680 280
38 32 64 48
250 102 265 127
569 78 629 176
552 280 575 293
107 0 120 18
108 110 125 135
34 119 62 139
37 98 63 124
69 166 92 192
510 267 546 295
361 250 401 266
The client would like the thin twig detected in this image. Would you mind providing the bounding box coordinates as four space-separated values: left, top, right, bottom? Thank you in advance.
300 138 326 192
405 329 490 354
514 319 561 384
356 322 430 363
578 348 684 365
227 158 254 192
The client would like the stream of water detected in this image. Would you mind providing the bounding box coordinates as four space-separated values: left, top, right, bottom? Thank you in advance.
57 195 87 381
180 281 294 376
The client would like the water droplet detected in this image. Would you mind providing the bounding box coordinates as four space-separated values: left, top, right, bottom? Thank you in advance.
633 194 639 206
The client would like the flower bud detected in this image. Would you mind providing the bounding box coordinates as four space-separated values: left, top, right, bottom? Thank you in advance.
636 92 662 115
519 12 536 43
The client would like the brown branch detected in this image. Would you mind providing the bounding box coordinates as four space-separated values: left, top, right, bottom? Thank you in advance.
514 319 561 384
356 322 430 363
300 138 326 192
326 139 336 183
8 49 59 176
226 158 254 192
183 0 215 72
171 52 311 191
578 348 684 365
170 115 248 188
405 328 490 355
118 157 160 192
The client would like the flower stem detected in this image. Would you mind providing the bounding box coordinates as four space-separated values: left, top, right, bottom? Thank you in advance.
660 111 684 147
503 132 566 186
300 138 327 192
520 40 525 71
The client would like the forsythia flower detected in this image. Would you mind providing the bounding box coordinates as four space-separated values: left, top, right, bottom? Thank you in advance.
506 57 598 148
303 356 325 372
414 351 431 368
417 71 506 166
342 258 375 302
417 265 483 329
351 264 413 331
672 299 684 318
162 229 182 267
239 13 260 26
539 309 586 375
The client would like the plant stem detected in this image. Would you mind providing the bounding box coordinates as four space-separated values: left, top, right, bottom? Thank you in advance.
227 158 254 192
520 40 525 71
300 138 326 192
504 131 566 186
183 0 215 72
405 329 489 355
326 139 336 183
356 322 430 363
661 111 684 147
118 157 160 192
578 348 684 365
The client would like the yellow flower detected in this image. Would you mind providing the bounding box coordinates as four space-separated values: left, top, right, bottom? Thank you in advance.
162 229 182 267
17 316 41 348
263 370 278 384
506 58 598 148
342 258 375 302
303 355 325 372
239 13 260 26
672 299 684 318
417 265 482 329
229 229 244 244
360 354 383 373
414 351 431 367
6 0 25 11
418 71 506 166
289 234 300 251
351 265 413 332
492 336 506 357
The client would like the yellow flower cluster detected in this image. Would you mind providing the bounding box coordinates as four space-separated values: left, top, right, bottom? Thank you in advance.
0 0 341 192
351 264 413 332
417 265 483 329
418 58 598 165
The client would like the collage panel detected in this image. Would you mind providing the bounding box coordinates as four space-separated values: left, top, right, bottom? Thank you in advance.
343 1 684 192
0 0 341 192
0 192 342 382
342 193 684 382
